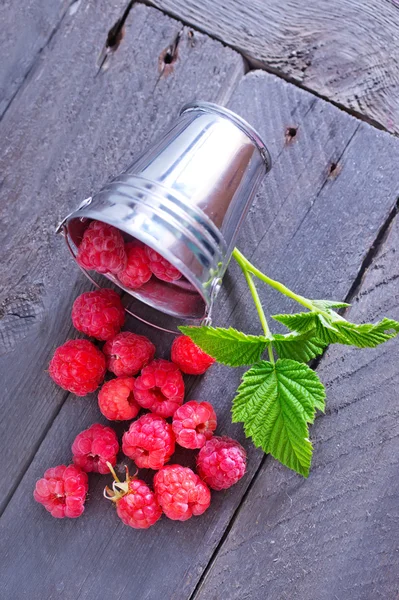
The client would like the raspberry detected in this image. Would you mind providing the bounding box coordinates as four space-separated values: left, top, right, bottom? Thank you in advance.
122 413 175 470
118 242 152 289
196 436 247 491
104 464 162 529
171 335 215 375
145 247 182 282
133 359 184 418
172 401 217 449
103 331 155 377
72 424 119 474
49 339 106 396
34 464 88 518
71 289 125 341
77 220 126 275
98 377 139 421
154 465 211 521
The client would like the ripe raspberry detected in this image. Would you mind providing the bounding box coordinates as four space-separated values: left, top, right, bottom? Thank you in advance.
171 335 215 375
172 401 217 449
72 423 119 474
49 339 106 396
34 464 88 518
145 247 182 282
122 413 175 470
104 464 162 529
98 377 139 421
77 220 126 274
118 242 152 289
72 289 125 341
133 359 184 418
154 465 211 521
196 436 247 491
103 331 155 377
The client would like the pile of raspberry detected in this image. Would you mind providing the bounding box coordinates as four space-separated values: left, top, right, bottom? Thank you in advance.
35 286 247 529
75 219 183 290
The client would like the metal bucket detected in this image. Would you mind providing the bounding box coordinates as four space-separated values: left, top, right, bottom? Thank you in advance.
58 102 271 322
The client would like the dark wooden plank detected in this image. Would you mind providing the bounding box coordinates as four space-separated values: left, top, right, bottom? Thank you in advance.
2 71 399 600
0 0 72 118
148 0 399 133
194 215 399 600
0 1 244 511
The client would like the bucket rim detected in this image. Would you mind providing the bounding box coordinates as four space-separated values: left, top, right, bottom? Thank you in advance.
180 101 272 173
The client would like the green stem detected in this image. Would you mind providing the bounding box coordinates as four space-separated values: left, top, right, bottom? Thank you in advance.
237 260 275 364
233 248 315 311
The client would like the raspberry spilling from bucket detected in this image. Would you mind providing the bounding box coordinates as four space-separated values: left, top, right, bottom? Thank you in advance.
154 465 211 521
72 289 125 341
104 464 162 529
172 400 217 449
122 413 175 470
98 377 139 421
197 436 247 491
34 465 88 518
118 241 152 289
103 331 155 377
145 247 182 282
133 359 185 418
76 220 126 275
72 424 119 474
49 339 106 396
171 335 215 375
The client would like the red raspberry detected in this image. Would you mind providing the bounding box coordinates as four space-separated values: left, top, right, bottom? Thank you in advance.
133 359 184 418
172 400 217 449
196 436 247 491
103 331 155 377
72 423 119 474
171 335 215 375
98 377 139 421
34 464 88 518
72 289 125 341
77 220 126 274
154 465 211 521
122 413 175 470
145 247 182 282
118 242 152 289
49 339 106 396
104 464 162 529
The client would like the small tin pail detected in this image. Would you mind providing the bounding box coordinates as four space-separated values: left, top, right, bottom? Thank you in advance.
58 102 271 323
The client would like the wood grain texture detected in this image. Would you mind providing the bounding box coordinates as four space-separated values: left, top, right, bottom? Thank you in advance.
2 69 399 599
149 0 399 133
195 214 399 600
0 0 244 511
0 0 72 118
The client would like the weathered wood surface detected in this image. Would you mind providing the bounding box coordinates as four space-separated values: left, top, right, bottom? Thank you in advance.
0 0 72 118
195 212 399 600
2 54 399 599
0 0 244 511
149 0 399 134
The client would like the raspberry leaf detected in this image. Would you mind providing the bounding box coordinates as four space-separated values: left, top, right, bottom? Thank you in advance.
273 312 399 348
179 326 268 366
232 359 326 477
271 331 326 362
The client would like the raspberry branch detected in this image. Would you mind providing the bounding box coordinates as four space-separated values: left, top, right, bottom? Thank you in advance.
181 247 399 477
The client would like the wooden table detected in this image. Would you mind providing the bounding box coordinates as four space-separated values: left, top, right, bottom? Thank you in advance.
1 2 398 598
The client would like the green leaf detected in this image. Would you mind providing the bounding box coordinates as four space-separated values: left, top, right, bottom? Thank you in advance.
179 326 268 367
311 299 351 311
273 312 399 348
271 331 326 362
232 359 326 477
